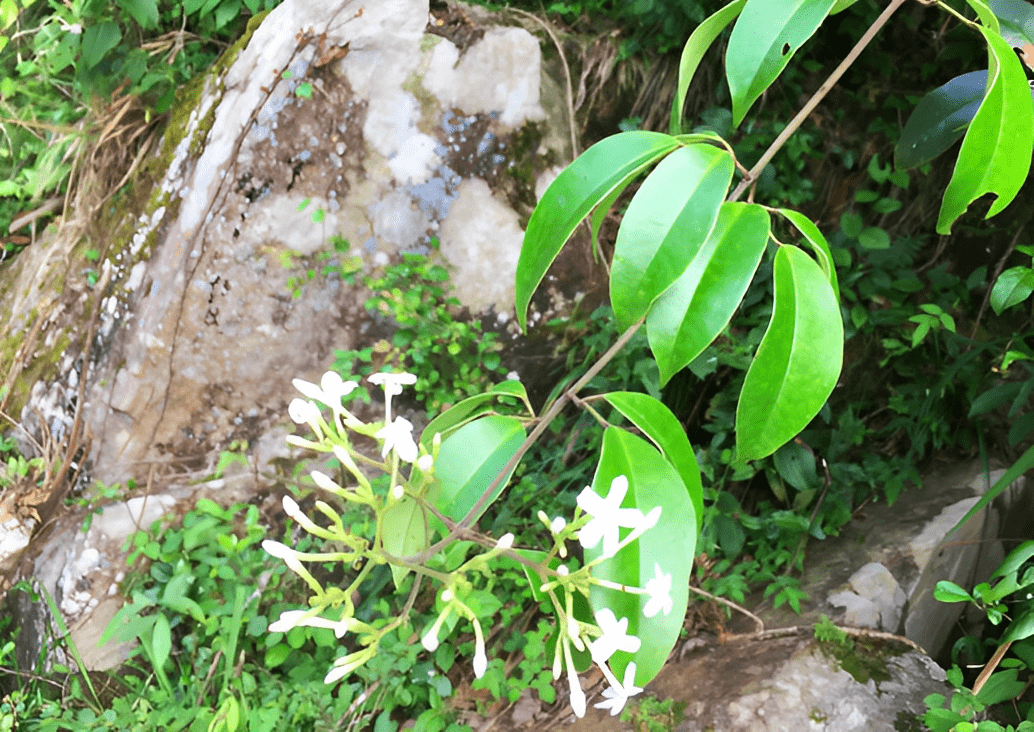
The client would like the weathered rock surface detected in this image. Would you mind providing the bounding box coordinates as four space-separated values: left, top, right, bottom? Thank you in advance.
750 460 1031 662
555 630 947 732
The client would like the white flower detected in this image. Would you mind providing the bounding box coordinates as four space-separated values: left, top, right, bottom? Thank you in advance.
311 470 342 494
421 629 440 652
369 371 417 420
588 608 641 664
643 563 674 618
288 398 322 426
293 372 359 411
563 637 586 718
269 609 361 639
369 371 417 390
577 475 649 559
324 648 375 684
268 609 309 633
282 495 304 522
551 516 567 534
391 484 404 500
594 662 643 716
495 533 514 549
417 454 434 472
471 617 488 678
375 416 418 463
262 539 303 572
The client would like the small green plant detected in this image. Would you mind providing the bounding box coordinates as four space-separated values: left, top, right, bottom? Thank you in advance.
619 694 684 731
814 613 852 652
332 244 507 416
64 478 135 533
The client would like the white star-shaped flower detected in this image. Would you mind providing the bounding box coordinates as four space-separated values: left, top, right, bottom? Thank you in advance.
576 475 648 558
375 416 418 463
588 608 641 664
594 662 643 716
293 372 358 411
643 563 674 618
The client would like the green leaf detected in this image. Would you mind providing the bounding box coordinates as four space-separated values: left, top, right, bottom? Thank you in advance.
429 415 525 525
81 22 121 71
151 612 172 671
645 202 769 383
840 211 862 239
969 381 1023 416
993 540 1034 579
118 0 159 29
161 572 207 624
857 227 890 250
611 144 733 330
736 246 843 462
933 580 973 603
587 428 695 688
516 132 681 331
773 440 820 494
600 391 704 531
670 0 747 134
936 25 1034 234
382 496 432 587
420 381 532 448
896 71 988 171
726 0 838 127
990 0 1034 46
991 266 1034 314
779 208 838 299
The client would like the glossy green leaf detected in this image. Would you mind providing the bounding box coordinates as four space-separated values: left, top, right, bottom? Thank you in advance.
430 415 525 524
517 132 681 331
81 22 121 71
420 381 532 448
992 540 1034 579
1005 607 1034 643
670 0 747 135
778 208 838 299
991 0 1034 45
896 71 988 171
726 0 838 126
382 496 432 587
829 0 859 12
611 144 733 330
933 580 973 603
645 202 768 384
736 246 843 462
600 391 704 531
991 266 1034 314
587 428 694 687
936 24 1034 234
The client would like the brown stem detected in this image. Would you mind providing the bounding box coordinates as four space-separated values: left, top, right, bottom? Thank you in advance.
406 315 646 563
728 0 909 203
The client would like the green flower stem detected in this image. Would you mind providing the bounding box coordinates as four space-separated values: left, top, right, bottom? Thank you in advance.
406 315 647 564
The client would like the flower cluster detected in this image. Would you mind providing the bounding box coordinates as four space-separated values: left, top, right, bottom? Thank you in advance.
265 370 674 717
536 474 674 716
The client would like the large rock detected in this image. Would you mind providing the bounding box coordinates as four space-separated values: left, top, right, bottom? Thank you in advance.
0 0 590 670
